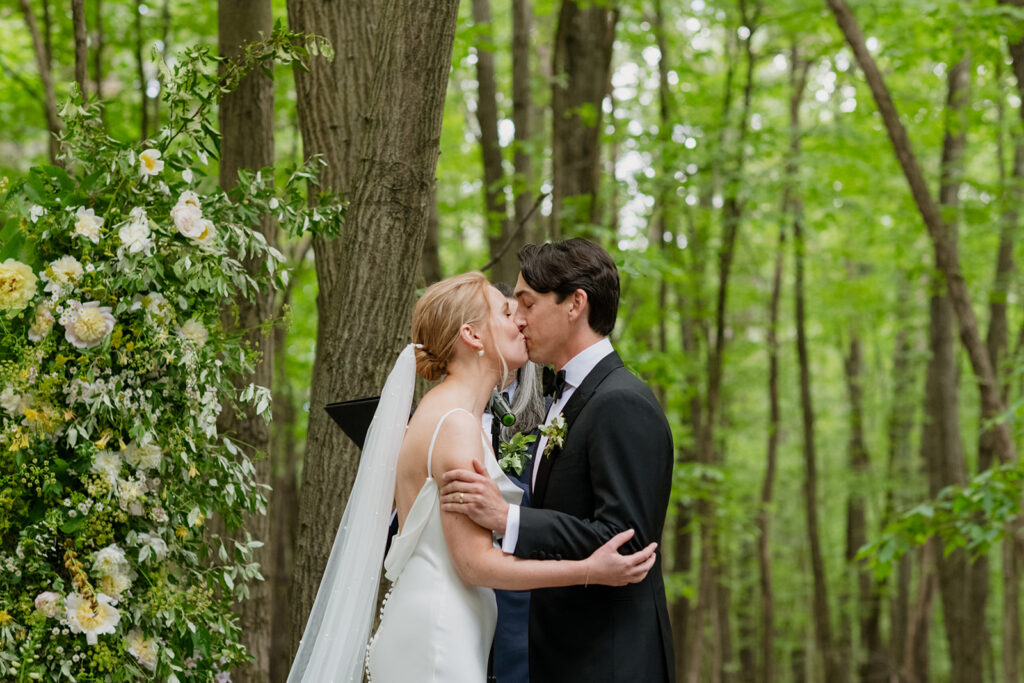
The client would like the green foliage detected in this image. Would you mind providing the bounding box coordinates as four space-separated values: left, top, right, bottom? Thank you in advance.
0 28 338 681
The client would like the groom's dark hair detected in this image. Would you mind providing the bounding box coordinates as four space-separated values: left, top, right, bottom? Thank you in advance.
518 238 619 336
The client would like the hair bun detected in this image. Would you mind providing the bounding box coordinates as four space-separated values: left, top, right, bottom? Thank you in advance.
414 344 446 381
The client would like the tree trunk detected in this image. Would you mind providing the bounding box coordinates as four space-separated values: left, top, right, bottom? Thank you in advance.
794 116 845 683
92 0 103 102
71 0 88 101
472 0 514 286
18 0 61 163
217 2 276 680
512 0 537 245
885 275 917 680
420 180 443 287
550 0 617 238
843 329 884 683
1004 525 1023 683
286 0 460 664
903 543 936 683
825 0 1016 469
135 0 149 140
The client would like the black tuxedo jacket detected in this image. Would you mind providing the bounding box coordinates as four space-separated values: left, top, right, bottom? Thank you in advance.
514 351 674 683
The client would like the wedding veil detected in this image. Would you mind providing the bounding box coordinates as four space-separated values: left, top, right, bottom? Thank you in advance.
287 344 417 682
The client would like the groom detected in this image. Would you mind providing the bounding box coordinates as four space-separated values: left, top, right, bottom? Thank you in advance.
442 238 675 683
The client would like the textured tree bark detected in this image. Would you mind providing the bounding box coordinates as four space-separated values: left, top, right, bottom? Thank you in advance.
420 180 443 287
18 0 61 163
550 0 617 239
217 2 276 679
286 0 459 664
826 0 1016 468
903 543 936 683
512 0 537 245
71 0 88 102
472 0 514 285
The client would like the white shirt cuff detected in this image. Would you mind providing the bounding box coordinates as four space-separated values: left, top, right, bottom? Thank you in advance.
501 504 520 553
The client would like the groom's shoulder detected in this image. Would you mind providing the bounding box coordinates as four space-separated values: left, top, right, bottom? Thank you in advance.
594 365 664 414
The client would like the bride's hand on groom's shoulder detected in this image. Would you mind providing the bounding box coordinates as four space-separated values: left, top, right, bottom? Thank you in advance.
440 459 509 532
585 529 658 587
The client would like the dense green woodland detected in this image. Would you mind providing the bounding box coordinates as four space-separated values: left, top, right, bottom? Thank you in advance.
1 0 1023 681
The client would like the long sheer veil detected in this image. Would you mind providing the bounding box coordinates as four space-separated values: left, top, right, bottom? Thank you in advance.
287 344 417 682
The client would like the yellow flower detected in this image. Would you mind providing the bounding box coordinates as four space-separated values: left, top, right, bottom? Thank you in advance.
0 258 38 313
0 609 13 626
65 592 120 645
175 525 189 541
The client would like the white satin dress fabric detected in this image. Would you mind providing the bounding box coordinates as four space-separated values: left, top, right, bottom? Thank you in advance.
365 408 524 683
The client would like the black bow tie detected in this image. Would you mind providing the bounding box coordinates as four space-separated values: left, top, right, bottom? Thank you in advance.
542 367 567 400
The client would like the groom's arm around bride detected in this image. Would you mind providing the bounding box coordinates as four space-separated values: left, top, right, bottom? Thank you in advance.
442 238 675 683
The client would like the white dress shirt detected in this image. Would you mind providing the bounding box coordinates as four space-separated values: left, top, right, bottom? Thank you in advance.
500 337 614 553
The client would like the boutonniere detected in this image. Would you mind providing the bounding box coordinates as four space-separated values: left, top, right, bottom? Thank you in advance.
540 415 567 458
498 432 537 475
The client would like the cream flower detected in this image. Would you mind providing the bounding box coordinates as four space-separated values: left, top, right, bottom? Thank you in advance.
178 319 209 348
126 629 159 671
139 149 164 177
73 207 104 243
64 592 120 645
0 258 38 313
28 303 54 342
29 204 45 223
125 440 162 470
91 450 123 486
118 218 154 256
0 386 24 415
42 255 85 293
92 544 130 577
171 202 204 239
34 591 61 618
97 572 132 600
64 301 115 349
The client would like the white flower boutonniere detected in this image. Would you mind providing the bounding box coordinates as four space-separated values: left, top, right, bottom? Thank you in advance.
540 415 567 458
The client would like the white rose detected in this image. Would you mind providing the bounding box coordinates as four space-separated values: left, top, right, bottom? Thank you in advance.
42 255 84 293
177 191 201 209
92 544 129 577
0 386 24 416
126 629 160 671
139 149 164 177
178 319 209 348
29 205 46 223
195 219 217 247
118 219 154 256
73 207 104 243
34 591 61 618
90 450 122 486
125 441 162 470
171 203 204 238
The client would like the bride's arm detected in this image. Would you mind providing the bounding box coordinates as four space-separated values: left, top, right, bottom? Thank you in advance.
431 414 657 591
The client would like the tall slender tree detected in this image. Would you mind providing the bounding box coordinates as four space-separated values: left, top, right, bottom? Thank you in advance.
217 1 276 679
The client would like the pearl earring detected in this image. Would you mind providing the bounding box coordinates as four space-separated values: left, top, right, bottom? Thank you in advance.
478 348 484 357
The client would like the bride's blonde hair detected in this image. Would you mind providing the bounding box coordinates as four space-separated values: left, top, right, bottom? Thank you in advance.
412 272 493 381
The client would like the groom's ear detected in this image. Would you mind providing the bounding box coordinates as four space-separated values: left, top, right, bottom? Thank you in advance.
567 289 589 324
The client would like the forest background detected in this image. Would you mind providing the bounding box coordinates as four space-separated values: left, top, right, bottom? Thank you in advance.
2 0 1024 682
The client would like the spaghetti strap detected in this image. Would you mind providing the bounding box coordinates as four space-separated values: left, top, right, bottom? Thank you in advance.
426 408 474 477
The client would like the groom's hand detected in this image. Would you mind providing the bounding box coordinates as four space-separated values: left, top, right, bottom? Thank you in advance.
440 460 509 533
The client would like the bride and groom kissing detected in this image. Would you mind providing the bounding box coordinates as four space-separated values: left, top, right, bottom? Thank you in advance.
289 238 675 683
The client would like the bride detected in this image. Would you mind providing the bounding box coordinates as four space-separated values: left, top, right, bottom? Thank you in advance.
288 272 657 682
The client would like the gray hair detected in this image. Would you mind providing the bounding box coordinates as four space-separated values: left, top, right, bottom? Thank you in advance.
501 361 546 441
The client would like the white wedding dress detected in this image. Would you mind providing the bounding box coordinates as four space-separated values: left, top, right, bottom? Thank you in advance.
365 408 523 683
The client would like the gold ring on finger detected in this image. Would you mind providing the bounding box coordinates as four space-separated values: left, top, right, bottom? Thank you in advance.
459 493 464 504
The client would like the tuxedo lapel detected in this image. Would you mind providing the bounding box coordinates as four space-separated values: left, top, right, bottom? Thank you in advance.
532 351 624 507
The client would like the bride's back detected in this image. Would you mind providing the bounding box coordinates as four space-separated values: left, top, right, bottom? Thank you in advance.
394 390 475 531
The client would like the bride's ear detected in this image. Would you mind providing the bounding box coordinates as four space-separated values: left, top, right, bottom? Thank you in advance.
459 324 484 354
